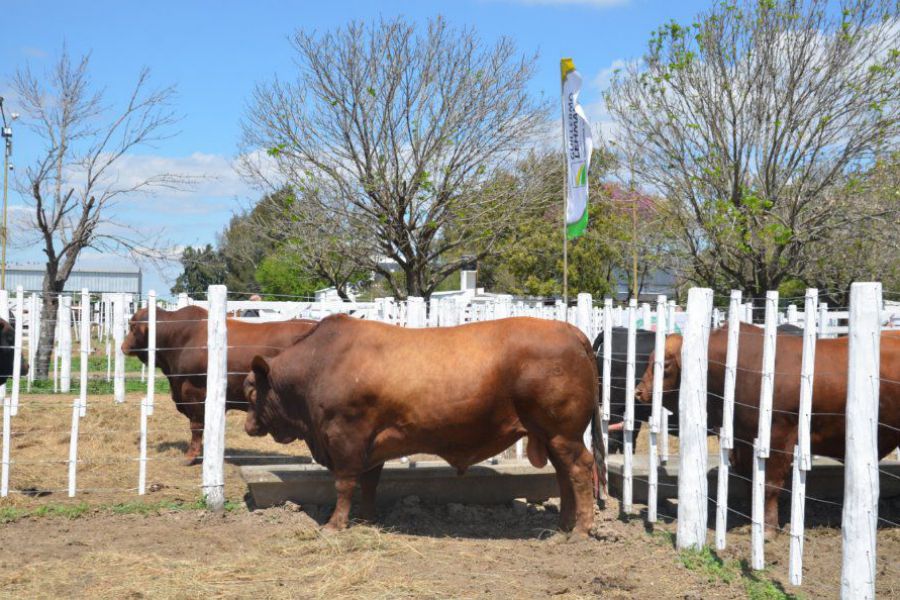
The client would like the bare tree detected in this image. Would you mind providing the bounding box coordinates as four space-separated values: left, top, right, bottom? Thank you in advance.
240 16 548 299
605 0 900 303
12 49 186 377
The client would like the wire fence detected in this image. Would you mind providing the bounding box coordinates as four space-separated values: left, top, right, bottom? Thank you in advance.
1 283 898 597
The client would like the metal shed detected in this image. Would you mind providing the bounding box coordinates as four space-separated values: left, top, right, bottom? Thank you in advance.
3 264 142 295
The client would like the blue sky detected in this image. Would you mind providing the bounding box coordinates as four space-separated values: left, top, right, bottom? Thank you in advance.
2 0 710 296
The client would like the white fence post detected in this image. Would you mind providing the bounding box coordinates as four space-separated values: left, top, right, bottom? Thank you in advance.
641 302 651 330
113 294 126 403
11 287 23 416
660 409 670 464
841 282 881 600
78 290 89 418
715 290 742 550
600 299 612 465
53 302 60 393
60 296 72 393
622 299 637 514
67 395 82 497
139 290 157 494
26 293 38 391
790 292 819 585
203 285 228 512
786 303 798 326
676 287 713 550
0 291 9 497
647 294 666 523
576 293 592 339
818 302 829 339
751 290 778 569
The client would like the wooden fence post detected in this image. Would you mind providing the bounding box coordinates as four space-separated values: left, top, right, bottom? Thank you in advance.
203 285 228 512
752 290 778 569
715 290 742 550
841 282 881 600
647 294 666 523
677 287 713 550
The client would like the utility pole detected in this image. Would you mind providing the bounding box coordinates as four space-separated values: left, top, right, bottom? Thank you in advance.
0 97 18 290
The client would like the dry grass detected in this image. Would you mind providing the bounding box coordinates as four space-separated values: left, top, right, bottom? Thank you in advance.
2 388 309 511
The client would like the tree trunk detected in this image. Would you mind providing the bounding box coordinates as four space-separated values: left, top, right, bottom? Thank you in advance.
35 288 61 379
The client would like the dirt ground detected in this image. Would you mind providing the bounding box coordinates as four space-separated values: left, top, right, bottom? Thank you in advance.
1 388 898 599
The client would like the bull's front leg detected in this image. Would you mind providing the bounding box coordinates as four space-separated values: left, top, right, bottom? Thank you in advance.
762 431 796 540
358 464 384 523
324 475 358 531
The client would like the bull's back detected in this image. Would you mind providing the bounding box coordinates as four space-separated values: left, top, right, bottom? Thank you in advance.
308 317 595 430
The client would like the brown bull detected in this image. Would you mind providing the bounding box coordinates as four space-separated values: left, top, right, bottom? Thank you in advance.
122 305 316 464
243 314 604 534
635 323 900 534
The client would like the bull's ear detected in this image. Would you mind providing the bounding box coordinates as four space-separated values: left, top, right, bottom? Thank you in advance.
251 355 270 378
665 334 684 371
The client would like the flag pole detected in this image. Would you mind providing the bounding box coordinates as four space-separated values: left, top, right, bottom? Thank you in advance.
563 170 569 309
560 61 569 309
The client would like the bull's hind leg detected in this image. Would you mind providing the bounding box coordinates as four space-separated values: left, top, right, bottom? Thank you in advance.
184 418 204 466
547 452 576 531
358 464 384 523
547 436 595 538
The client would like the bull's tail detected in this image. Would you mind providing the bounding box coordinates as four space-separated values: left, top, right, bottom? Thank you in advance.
591 406 607 502
575 325 607 502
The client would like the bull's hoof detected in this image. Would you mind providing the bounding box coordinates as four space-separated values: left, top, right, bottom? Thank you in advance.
545 531 570 545
320 522 348 535
567 529 591 542
764 526 779 542
182 454 201 467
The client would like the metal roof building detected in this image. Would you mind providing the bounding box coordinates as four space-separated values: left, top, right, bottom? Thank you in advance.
3 264 142 295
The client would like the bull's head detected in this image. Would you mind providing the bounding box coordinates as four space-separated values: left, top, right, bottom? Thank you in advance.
634 334 683 410
0 319 27 383
244 355 302 444
122 308 150 361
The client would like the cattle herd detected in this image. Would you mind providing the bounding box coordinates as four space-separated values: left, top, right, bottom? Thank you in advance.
84 302 893 539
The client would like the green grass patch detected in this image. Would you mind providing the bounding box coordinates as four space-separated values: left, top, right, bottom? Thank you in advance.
0 498 241 524
71 354 146 373
23 377 170 395
651 528 676 547
678 548 802 600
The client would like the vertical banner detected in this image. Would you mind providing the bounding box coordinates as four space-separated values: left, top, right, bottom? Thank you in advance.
560 58 593 240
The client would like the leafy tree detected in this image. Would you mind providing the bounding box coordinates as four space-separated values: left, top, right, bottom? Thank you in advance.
254 250 328 299
605 0 900 303
170 245 227 294
479 151 674 300
217 189 293 296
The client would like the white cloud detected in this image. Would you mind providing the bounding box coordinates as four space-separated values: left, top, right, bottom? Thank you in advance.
110 152 251 200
